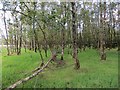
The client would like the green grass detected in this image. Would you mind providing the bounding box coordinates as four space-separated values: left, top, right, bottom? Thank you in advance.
1 48 118 88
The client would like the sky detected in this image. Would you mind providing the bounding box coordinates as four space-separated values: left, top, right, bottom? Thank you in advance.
0 3 4 38
0 2 12 39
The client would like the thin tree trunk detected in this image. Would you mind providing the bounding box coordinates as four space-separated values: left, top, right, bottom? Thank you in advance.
13 23 17 53
32 2 36 52
23 39 27 52
117 3 120 51
42 2 48 57
3 10 10 56
71 2 80 69
60 3 66 60
38 43 44 67
16 37 19 54
18 22 22 55
14 34 17 53
99 2 106 60
10 33 14 54
32 2 44 66
23 30 27 52
32 38 34 51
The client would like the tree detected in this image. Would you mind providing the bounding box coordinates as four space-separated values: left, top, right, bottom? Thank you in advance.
3 2 10 55
71 2 80 69
99 2 106 60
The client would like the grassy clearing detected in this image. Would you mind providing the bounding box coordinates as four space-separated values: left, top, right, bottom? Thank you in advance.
2 48 118 88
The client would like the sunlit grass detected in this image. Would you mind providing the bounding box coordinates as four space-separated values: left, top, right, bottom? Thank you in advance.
2 48 118 88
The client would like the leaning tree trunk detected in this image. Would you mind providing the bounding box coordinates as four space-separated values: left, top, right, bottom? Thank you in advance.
71 2 80 69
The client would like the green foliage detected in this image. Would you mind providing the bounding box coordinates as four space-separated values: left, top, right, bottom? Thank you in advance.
1 1 119 88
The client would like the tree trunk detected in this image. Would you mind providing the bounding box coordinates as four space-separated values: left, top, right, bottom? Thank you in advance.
60 3 66 61
18 22 22 55
42 2 48 57
99 2 106 60
32 2 44 66
14 34 17 53
24 39 27 52
14 24 17 53
3 10 10 56
71 2 80 69
118 38 120 51
33 3 37 53
31 38 34 51
61 43 64 60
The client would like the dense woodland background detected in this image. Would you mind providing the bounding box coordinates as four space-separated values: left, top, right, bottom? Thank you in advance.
0 1 119 89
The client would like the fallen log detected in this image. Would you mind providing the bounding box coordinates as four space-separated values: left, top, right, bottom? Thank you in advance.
5 56 53 90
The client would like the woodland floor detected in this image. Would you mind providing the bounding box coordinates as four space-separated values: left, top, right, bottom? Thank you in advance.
1 48 118 88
